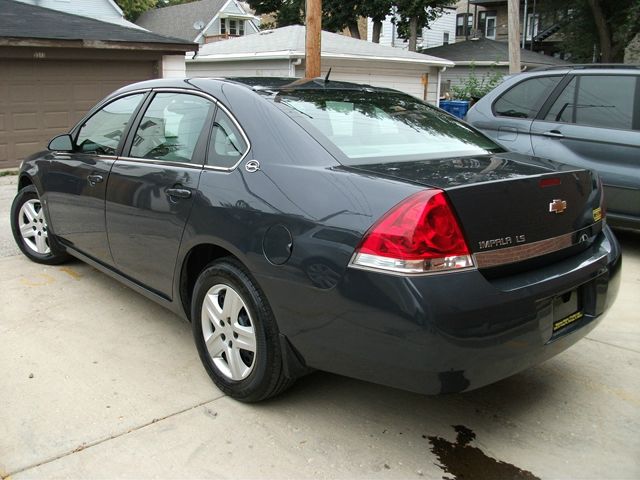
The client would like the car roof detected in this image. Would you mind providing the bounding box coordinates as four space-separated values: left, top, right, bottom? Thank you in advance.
113 76 400 97
530 64 640 74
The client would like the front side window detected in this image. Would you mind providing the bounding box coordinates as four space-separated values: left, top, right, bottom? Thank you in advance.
494 76 561 119
75 94 144 155
130 92 213 163
275 90 502 164
207 108 248 168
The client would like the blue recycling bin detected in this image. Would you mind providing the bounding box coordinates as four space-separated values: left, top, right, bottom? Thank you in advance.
439 100 470 119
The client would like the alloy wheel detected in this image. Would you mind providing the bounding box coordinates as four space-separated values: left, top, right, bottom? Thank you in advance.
18 199 50 255
201 284 257 381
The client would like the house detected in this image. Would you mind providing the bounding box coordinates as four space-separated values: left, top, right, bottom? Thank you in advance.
187 25 454 103
0 0 196 169
366 7 457 50
424 38 569 93
11 0 141 29
456 0 568 58
136 0 260 45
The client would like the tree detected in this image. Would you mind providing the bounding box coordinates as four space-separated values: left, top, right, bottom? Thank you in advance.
323 0 362 38
116 0 158 21
394 0 456 52
359 0 394 43
538 0 640 63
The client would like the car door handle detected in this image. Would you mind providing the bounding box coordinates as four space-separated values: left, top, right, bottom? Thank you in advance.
87 174 103 185
166 188 192 199
541 130 565 139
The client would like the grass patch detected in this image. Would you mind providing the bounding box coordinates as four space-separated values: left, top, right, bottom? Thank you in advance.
0 170 18 177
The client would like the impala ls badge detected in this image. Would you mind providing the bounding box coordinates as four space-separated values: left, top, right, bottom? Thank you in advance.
245 160 260 173
549 199 567 214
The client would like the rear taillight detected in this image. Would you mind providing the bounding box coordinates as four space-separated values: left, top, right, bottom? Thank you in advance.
349 190 474 275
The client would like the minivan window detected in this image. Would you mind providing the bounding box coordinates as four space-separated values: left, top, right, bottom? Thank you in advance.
76 94 144 155
130 92 213 163
275 90 502 164
494 76 561 119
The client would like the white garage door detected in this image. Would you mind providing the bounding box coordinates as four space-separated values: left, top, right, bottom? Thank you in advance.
0 59 156 168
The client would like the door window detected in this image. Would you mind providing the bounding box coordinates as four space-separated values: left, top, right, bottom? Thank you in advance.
493 76 561 119
575 76 635 130
545 77 577 123
75 94 144 155
130 92 213 164
544 75 636 130
207 108 249 168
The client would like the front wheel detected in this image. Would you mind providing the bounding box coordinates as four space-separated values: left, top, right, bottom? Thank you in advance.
191 258 294 402
10 185 70 265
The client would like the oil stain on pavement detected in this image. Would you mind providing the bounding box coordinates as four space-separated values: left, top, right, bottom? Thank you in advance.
428 425 540 480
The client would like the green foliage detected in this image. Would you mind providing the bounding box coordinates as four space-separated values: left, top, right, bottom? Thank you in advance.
537 0 640 62
451 65 503 101
116 0 158 21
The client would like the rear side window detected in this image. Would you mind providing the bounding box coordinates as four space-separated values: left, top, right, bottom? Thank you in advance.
76 94 144 155
575 76 635 130
494 76 561 119
207 108 248 168
130 92 213 164
544 75 637 130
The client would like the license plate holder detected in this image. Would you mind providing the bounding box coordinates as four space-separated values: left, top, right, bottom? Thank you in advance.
552 288 583 333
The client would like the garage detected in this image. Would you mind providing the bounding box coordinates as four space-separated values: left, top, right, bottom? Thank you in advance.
0 58 156 164
0 0 196 169
187 25 453 104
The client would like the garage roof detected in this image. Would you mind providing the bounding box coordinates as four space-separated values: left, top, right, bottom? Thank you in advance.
424 38 569 67
0 0 196 50
192 25 454 67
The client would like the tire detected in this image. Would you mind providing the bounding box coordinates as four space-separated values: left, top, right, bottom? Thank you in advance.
191 258 294 402
10 185 70 265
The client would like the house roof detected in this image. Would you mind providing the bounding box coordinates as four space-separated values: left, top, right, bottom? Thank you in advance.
136 0 227 42
0 0 196 50
192 25 454 66
424 38 570 67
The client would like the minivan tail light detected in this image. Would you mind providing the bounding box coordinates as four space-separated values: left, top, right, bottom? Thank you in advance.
350 190 474 274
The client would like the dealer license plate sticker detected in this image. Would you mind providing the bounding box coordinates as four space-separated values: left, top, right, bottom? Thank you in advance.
553 311 584 332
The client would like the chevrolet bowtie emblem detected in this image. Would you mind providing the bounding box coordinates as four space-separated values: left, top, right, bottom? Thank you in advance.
549 199 567 214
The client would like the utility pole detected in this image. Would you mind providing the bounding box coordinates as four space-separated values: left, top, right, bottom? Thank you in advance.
305 0 321 78
507 0 521 74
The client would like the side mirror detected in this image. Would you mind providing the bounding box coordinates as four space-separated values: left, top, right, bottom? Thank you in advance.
48 134 74 152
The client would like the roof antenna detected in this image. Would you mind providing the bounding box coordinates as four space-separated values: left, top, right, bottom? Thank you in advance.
324 67 332 84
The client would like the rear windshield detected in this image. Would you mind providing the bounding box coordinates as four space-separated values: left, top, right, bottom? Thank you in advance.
274 90 502 165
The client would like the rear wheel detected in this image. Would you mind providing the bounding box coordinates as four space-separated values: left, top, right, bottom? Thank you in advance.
191 258 294 402
11 185 69 265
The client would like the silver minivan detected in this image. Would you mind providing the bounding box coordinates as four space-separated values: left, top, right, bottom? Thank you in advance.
466 65 640 229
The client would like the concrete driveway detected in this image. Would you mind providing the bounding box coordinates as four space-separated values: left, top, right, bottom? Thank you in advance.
1 174 638 479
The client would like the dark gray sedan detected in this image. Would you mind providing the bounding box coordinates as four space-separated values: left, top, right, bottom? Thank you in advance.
465 65 640 230
11 77 621 402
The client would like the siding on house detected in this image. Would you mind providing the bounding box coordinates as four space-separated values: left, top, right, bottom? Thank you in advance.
12 0 137 28
440 65 507 94
367 9 456 50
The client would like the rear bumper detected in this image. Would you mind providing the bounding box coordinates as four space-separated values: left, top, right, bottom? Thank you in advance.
266 226 622 394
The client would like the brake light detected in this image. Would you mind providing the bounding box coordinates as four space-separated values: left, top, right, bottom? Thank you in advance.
350 190 474 274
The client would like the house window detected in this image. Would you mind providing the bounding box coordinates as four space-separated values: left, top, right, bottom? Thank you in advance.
221 18 245 36
456 13 472 36
479 11 497 39
443 32 450 44
526 13 540 40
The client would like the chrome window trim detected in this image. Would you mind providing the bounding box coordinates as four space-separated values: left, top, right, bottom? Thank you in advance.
120 88 251 172
116 156 204 170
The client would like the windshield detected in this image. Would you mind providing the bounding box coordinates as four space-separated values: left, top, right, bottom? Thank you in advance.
274 90 503 165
